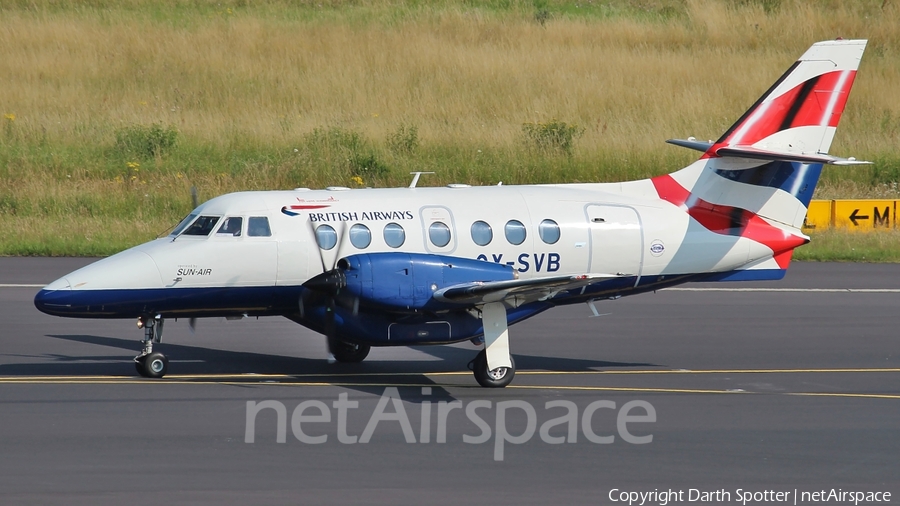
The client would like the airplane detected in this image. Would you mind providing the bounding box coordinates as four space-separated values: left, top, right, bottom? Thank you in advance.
35 39 869 387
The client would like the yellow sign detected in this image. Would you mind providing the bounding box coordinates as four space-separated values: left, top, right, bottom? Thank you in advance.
803 200 832 230
832 200 896 231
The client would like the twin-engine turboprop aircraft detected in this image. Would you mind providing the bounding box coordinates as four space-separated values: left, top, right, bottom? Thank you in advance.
35 40 869 387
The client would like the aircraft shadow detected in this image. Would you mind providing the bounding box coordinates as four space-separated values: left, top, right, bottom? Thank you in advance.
0 333 660 402
418 343 657 371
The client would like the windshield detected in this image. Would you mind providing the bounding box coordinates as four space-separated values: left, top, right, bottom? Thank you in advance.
170 213 198 237
182 216 221 236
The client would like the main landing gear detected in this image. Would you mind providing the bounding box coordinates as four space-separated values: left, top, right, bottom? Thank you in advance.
135 315 168 378
470 302 516 388
471 349 516 388
331 340 371 363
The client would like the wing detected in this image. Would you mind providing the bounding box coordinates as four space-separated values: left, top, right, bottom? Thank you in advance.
432 273 617 305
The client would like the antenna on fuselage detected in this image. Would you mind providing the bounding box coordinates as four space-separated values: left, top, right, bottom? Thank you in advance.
190 186 198 208
408 172 435 188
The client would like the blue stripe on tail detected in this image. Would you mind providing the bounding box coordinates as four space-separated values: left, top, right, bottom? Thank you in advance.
714 161 823 208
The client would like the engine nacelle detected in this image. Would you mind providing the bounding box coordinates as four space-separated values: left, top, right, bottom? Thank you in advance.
338 252 515 312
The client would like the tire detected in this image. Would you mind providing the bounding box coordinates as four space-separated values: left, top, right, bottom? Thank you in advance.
332 341 370 363
137 352 169 378
135 356 149 377
473 349 515 388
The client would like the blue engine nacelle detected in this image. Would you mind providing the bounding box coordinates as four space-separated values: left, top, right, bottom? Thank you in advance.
337 252 516 312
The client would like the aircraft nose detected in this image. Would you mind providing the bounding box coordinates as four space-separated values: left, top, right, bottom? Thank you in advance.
34 281 72 316
34 250 163 317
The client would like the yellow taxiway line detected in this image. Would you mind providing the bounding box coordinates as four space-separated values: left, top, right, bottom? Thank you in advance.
0 368 897 399
1 379 896 399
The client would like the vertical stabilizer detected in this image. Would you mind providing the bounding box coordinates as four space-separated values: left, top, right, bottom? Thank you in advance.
651 40 867 279
712 39 866 158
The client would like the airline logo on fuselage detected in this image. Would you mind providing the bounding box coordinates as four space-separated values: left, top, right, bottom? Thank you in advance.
309 211 414 222
280 198 413 222
281 197 338 216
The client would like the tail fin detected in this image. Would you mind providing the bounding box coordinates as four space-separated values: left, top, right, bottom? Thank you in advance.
712 39 867 158
657 39 868 227
652 40 867 279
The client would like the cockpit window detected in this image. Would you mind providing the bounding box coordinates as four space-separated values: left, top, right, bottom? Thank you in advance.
248 217 272 237
217 217 243 237
170 213 197 236
182 216 220 236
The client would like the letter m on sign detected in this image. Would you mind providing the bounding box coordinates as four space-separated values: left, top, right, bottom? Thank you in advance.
874 206 890 228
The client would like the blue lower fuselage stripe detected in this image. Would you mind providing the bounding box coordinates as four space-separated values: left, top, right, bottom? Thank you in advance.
35 285 305 319
33 268 784 345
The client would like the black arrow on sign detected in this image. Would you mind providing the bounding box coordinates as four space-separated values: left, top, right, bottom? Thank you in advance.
849 209 870 226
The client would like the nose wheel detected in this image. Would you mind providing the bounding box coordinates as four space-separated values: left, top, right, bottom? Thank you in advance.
134 316 169 378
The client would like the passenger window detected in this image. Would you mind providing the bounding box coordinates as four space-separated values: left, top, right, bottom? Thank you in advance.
539 219 560 244
383 223 405 248
470 221 492 246
248 217 272 237
504 220 526 245
182 216 220 236
429 222 451 247
315 224 337 250
217 217 243 237
349 223 371 249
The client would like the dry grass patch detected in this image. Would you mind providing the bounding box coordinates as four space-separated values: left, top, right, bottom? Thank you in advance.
0 0 899 256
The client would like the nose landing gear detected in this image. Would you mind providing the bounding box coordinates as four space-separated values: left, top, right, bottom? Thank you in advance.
135 316 169 378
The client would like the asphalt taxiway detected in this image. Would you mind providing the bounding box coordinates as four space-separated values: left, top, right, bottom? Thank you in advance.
1 259 897 505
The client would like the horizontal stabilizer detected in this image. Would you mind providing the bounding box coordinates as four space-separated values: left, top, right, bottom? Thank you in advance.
434 273 613 305
666 138 714 153
713 145 871 166
667 139 870 166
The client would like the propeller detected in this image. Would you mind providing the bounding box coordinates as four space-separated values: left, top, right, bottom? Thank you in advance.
300 219 359 360
186 187 201 334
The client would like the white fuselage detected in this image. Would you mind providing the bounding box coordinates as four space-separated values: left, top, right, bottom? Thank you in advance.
43 181 782 297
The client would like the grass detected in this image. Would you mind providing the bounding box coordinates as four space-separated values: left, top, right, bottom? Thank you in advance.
796 229 900 263
1 0 899 257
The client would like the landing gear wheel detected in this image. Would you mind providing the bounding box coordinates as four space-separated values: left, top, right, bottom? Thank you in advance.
135 352 168 378
332 341 370 363
473 349 515 388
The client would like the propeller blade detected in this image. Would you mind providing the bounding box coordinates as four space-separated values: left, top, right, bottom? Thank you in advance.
189 318 197 334
325 296 339 363
331 220 348 271
303 217 351 363
307 218 328 274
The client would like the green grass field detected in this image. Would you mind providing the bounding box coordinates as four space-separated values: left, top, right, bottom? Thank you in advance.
1 0 899 258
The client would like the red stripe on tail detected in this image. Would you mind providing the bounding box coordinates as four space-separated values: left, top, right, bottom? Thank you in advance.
651 175 806 256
